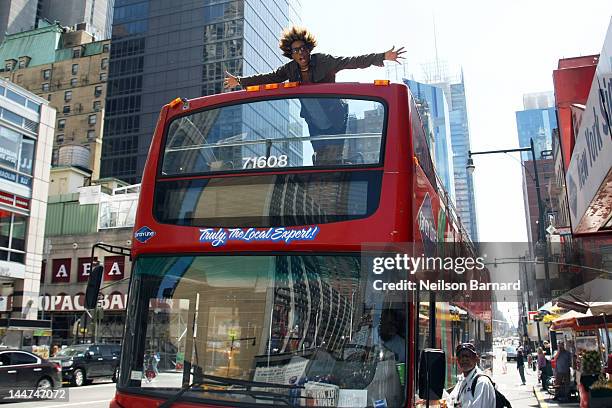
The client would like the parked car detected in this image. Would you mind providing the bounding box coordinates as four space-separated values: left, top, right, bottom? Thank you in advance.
0 349 62 393
505 345 517 361
49 344 120 386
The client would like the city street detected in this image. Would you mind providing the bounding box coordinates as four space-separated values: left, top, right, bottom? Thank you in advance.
1 381 115 408
490 347 540 408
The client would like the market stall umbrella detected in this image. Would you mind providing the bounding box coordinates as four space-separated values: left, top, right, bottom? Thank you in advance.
550 310 590 330
556 278 612 314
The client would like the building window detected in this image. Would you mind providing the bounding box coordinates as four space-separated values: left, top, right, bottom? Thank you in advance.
18 60 26 69
94 86 102 97
87 130 96 140
88 114 97 125
63 105 70 114
70 78 78 87
57 134 64 143
5 62 13 71
93 100 101 111
0 211 27 264
101 58 108 70
64 90 72 102
72 48 81 58
58 119 65 130
103 43 110 53
47 94 52 101
42 83 49 92
100 73 107 81
71 64 78 75
42 69 51 80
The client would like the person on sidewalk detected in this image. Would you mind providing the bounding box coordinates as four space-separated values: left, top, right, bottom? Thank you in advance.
446 343 496 408
517 348 526 385
501 347 508 374
553 341 571 401
537 347 548 387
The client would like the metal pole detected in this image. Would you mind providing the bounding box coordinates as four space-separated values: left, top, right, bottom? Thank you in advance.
529 138 551 302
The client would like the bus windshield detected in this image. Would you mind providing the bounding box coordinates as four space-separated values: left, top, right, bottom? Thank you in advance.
121 255 406 407
161 97 386 175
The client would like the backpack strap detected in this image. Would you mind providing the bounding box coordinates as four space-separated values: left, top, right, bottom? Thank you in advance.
470 373 494 396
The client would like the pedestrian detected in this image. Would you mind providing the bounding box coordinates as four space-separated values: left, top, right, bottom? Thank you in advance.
501 346 508 374
50 344 59 357
537 347 548 387
446 343 496 408
517 348 526 385
553 341 571 402
224 26 406 165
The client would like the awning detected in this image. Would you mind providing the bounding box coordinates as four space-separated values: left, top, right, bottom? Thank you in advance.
550 310 590 330
554 278 612 313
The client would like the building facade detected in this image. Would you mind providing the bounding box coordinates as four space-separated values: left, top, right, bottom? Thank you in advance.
38 0 115 41
42 167 137 345
101 0 301 184
0 78 54 347
404 79 455 202
0 0 37 43
0 0 114 43
0 21 110 179
449 78 478 242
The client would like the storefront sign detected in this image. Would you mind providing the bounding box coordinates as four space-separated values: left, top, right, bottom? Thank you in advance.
51 258 71 283
104 256 125 281
566 58 612 231
77 257 97 282
39 291 128 311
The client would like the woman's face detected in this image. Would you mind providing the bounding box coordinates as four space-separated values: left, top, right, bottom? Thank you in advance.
290 40 311 68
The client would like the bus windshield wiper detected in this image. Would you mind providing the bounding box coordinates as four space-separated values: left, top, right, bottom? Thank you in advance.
158 371 303 408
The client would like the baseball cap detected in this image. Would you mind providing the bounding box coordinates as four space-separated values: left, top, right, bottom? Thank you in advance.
455 343 477 357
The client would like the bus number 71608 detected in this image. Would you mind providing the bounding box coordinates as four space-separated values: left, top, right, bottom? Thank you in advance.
242 155 288 169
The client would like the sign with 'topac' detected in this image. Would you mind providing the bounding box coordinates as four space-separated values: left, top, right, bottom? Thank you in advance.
198 226 319 247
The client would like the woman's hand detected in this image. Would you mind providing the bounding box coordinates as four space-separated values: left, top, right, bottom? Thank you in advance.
384 46 406 63
224 71 240 89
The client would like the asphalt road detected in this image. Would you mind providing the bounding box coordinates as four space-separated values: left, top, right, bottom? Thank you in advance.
1 380 115 408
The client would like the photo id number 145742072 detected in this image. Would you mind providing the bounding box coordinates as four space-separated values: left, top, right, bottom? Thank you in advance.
3 388 68 401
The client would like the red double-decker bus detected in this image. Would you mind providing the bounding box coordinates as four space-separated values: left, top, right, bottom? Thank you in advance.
107 82 491 408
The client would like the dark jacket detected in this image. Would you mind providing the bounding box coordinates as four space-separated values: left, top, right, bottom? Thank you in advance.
239 52 385 86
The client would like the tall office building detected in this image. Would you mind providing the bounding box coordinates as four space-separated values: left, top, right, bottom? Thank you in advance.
448 77 478 242
101 0 301 184
0 0 114 43
404 79 455 202
405 65 478 241
515 93 557 244
37 0 115 40
515 92 556 161
0 1 37 43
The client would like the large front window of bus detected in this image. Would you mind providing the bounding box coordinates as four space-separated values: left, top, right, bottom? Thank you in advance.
120 255 406 407
161 97 385 174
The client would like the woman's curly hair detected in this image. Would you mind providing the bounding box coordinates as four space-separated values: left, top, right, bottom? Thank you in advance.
279 26 317 59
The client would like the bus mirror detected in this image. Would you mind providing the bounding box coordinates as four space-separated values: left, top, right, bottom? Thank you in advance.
85 265 104 309
418 348 445 400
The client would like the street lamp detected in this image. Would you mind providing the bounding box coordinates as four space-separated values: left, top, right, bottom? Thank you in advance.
466 138 551 302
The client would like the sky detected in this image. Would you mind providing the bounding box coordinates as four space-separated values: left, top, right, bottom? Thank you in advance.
301 0 611 244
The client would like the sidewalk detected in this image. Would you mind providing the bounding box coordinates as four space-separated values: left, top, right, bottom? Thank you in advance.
532 386 579 408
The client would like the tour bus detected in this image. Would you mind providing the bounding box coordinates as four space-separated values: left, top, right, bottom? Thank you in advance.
94 81 492 407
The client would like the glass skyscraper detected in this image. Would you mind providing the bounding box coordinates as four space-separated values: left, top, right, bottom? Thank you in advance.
515 107 557 160
101 0 301 183
449 78 478 242
404 79 455 202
